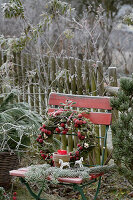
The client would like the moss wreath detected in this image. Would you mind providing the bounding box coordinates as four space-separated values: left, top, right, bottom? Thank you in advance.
36 107 97 166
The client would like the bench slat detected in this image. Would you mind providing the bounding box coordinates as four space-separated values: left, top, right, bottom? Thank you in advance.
48 109 112 125
10 168 103 184
48 93 112 110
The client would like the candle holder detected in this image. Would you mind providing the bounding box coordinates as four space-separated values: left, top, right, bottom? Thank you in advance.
53 150 70 167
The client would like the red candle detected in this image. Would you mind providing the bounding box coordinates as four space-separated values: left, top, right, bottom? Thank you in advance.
57 150 67 155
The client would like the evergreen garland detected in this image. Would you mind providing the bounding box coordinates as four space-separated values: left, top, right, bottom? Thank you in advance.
25 164 116 184
111 77 133 186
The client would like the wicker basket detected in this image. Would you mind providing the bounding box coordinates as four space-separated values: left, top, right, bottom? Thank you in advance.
0 152 19 189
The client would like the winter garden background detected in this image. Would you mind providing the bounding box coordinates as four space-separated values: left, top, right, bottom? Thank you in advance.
0 0 133 199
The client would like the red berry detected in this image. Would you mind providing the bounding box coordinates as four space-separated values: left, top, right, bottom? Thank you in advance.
83 120 87 124
76 157 80 160
50 155 53 159
36 138 39 142
70 156 73 160
42 154 47 160
77 144 81 147
65 128 68 132
76 151 79 156
42 124 46 128
41 128 45 133
79 146 83 150
79 120 83 125
38 134 42 139
78 135 81 139
39 139 43 143
44 129 48 134
74 123 79 128
39 127 43 130
55 128 60 133
13 192 17 196
75 119 80 124
13 197 17 200
77 131 81 136
81 136 85 140
69 152 72 156
78 114 83 118
73 118 77 122
60 123 65 128
47 130 51 135
40 150 43 153
62 130 67 135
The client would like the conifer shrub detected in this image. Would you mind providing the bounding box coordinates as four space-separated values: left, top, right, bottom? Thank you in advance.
111 77 133 185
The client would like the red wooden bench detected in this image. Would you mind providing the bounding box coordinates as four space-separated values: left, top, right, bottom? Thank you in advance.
10 92 112 200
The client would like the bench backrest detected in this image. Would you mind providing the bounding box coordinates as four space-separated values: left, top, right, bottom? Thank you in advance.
48 93 112 125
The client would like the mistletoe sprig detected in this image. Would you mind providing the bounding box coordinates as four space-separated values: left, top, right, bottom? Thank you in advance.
36 101 96 165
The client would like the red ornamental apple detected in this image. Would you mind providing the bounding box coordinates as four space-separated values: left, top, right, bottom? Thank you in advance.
13 197 17 200
55 127 60 133
73 118 77 122
42 124 46 128
77 144 81 147
41 128 45 133
44 129 48 134
75 119 80 124
78 114 83 118
60 123 65 128
79 146 83 150
39 127 43 130
77 131 81 136
79 120 83 125
83 120 87 124
47 130 51 135
76 151 79 156
70 156 73 160
76 157 80 160
78 135 81 139
13 192 17 196
65 128 68 132
74 123 79 128
81 136 85 140
62 130 67 135
42 154 47 160
38 134 42 139
36 138 39 142
39 139 43 143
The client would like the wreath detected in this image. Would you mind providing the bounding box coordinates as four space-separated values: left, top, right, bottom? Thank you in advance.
36 100 97 166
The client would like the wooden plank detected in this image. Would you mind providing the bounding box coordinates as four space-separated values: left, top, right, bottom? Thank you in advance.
76 59 83 95
48 109 112 125
48 93 112 110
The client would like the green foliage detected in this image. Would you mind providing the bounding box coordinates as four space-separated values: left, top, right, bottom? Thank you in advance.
0 187 9 200
2 0 24 19
123 13 133 25
111 77 133 185
46 0 74 17
0 90 42 152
